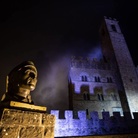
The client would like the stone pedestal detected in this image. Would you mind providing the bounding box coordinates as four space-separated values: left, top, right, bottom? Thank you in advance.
0 101 55 138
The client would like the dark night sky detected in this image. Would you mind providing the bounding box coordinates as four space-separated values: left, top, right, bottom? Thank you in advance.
0 1 137 112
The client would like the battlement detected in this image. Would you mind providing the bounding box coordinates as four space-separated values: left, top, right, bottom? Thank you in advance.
104 16 117 21
70 56 111 70
50 110 138 137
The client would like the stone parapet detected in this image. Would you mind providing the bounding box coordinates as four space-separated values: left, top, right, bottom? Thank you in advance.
50 110 138 137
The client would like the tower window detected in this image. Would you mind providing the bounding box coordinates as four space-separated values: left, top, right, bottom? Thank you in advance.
111 24 117 32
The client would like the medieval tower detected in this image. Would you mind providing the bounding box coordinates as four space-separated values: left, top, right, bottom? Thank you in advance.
68 16 138 119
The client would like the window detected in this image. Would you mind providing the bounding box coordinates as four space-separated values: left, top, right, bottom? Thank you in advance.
111 94 117 101
97 94 104 101
83 93 87 100
112 107 123 116
111 24 117 32
101 94 104 101
98 94 101 100
87 93 90 100
83 92 90 100
85 76 87 81
107 77 112 83
82 76 84 81
95 76 100 82
81 75 87 81
86 109 89 115
95 76 98 82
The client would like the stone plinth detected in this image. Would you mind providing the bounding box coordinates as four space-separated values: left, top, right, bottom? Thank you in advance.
0 101 55 138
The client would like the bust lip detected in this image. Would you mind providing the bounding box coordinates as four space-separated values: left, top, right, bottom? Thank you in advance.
18 83 35 91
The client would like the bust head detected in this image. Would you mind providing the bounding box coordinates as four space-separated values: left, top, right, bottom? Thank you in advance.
1 61 38 103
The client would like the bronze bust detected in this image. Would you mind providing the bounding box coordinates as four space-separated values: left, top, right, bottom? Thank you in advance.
1 61 37 104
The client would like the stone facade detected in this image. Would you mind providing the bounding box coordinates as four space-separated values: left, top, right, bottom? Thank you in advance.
68 16 138 119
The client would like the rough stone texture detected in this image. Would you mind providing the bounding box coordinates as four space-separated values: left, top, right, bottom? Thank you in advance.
0 108 55 138
51 110 138 137
69 17 138 123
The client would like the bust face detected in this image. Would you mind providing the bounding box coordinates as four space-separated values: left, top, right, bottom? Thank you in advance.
1 61 38 102
17 66 38 91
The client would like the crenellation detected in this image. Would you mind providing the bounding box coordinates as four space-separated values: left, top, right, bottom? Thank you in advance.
78 111 87 120
50 110 138 137
65 110 73 119
71 56 111 70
